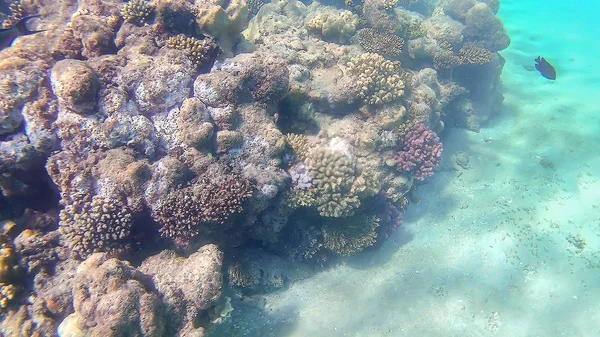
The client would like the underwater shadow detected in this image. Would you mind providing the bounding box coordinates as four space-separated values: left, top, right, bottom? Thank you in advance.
343 224 414 270
207 295 300 337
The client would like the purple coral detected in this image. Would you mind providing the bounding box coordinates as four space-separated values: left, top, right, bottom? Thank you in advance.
396 124 442 180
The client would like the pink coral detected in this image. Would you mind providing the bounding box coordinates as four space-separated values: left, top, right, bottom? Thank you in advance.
396 124 442 180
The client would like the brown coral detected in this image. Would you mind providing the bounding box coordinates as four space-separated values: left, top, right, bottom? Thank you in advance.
356 28 404 57
458 43 494 65
322 215 380 256
58 195 133 258
166 35 219 68
153 177 253 240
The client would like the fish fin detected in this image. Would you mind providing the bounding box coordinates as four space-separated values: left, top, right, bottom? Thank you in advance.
14 15 45 36
535 56 541 63
535 64 540 72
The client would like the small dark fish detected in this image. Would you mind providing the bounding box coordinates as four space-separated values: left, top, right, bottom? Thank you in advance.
0 15 45 51
535 56 556 80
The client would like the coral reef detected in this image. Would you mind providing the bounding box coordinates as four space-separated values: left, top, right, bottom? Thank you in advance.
151 176 253 240
57 253 166 337
166 35 219 68
396 124 443 180
139 245 223 334
347 53 405 105
356 28 405 57
306 6 359 44
0 0 511 333
58 194 133 258
322 214 380 256
121 0 154 26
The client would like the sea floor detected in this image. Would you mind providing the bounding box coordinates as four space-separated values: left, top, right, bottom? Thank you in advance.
212 1 600 336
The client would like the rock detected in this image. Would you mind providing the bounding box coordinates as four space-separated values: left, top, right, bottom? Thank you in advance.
51 60 100 114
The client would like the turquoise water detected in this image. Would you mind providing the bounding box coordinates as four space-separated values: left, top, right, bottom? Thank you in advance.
214 1 600 336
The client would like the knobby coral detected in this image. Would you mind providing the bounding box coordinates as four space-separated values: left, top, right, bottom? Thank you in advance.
347 53 405 105
395 123 442 180
59 195 134 259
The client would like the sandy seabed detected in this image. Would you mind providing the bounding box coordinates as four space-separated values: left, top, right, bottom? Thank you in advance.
215 1 600 336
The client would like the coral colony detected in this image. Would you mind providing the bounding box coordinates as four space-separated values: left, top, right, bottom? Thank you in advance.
0 0 508 335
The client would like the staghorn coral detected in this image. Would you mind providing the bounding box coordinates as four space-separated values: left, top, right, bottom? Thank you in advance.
458 42 494 65
347 53 405 105
356 28 405 57
306 8 359 44
121 0 154 26
322 215 380 256
166 35 219 68
58 194 133 259
396 123 442 180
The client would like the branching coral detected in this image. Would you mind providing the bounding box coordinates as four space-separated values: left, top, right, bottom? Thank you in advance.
285 134 313 161
166 35 219 68
59 195 133 259
121 0 154 26
356 28 405 57
458 43 494 65
153 177 253 239
322 215 380 256
347 53 405 105
396 123 442 180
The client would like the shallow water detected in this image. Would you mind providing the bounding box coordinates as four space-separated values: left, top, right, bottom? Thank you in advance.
213 0 600 335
